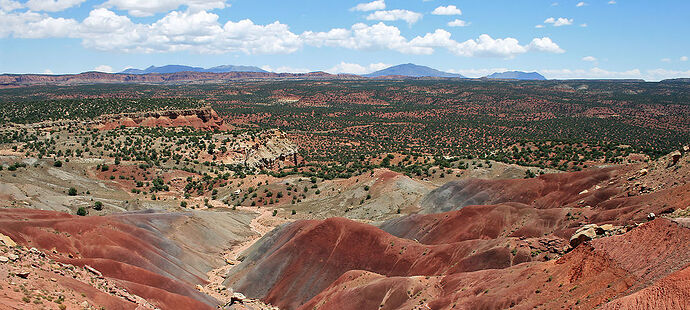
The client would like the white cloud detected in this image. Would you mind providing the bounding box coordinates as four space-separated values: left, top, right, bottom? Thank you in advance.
94 65 114 72
446 67 510 78
576 2 587 7
644 69 690 81
454 34 530 57
447 19 468 27
535 24 545 28
366 9 422 25
327 62 390 74
303 22 432 54
541 67 642 79
0 0 22 12
542 67 690 81
1 9 564 58
0 10 79 38
101 0 228 17
431 5 461 15
528 37 565 54
582 56 597 62
544 17 573 26
26 0 85 12
260 65 312 73
681 56 688 61
608 0 616 4
43 69 53 74
661 58 671 63
351 0 385 12
580 23 588 27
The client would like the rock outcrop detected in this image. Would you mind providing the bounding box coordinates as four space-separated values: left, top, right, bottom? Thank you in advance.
94 107 229 131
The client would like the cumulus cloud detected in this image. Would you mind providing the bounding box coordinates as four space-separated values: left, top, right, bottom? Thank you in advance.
538 67 690 81
446 68 510 78
94 65 114 72
541 67 642 79
447 19 468 27
528 37 565 54
366 9 422 25
1 9 564 58
431 5 461 15
327 62 390 74
576 2 587 7
409 32 565 57
608 0 616 4
544 17 573 26
681 56 688 61
26 0 86 12
101 0 228 17
0 0 22 12
302 22 432 54
0 10 78 38
260 65 312 73
644 69 690 81
582 56 597 62
351 0 385 12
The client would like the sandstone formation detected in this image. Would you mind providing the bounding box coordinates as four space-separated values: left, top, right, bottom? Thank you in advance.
94 107 229 131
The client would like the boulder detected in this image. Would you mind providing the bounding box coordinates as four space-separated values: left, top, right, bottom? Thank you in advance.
84 265 103 278
0 256 8 263
569 224 599 248
230 292 247 305
0 233 17 247
16 270 30 278
670 151 682 166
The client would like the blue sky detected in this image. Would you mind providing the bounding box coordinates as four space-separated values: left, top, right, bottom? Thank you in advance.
0 0 688 80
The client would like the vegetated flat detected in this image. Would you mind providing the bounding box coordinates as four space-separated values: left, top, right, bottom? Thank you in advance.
2 80 688 173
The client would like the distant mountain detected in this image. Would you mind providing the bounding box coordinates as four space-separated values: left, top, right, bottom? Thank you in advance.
485 71 546 80
363 64 465 78
121 65 267 74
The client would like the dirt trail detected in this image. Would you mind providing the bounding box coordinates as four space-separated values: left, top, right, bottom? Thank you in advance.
201 206 290 308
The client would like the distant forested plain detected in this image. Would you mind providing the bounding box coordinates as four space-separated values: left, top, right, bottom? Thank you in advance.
1 79 688 173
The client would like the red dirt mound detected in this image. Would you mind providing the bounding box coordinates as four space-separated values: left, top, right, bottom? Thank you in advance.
0 208 254 310
601 266 690 310
301 218 690 310
227 164 690 309
225 216 564 309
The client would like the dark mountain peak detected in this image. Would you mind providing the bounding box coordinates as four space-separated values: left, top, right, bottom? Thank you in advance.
485 71 546 80
363 64 465 78
121 64 267 74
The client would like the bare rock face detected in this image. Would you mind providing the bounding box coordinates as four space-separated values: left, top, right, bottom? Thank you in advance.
0 232 16 247
94 107 229 131
570 224 600 248
570 223 626 248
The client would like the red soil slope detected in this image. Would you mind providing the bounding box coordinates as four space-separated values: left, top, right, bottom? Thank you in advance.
0 209 254 310
226 163 690 309
302 218 690 310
